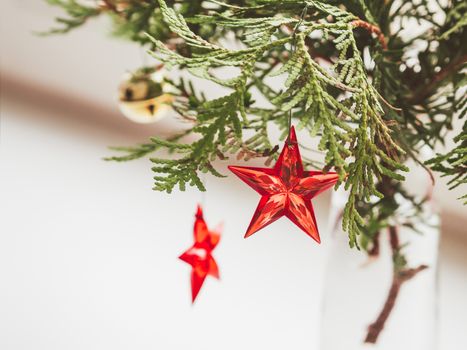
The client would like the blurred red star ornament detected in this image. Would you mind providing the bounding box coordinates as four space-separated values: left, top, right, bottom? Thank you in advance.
228 126 339 243
179 205 221 303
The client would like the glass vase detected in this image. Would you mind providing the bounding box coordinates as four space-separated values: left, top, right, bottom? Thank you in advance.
320 176 440 349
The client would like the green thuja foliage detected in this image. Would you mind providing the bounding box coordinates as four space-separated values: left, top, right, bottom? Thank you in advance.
427 120 467 204
44 0 101 34
46 0 466 248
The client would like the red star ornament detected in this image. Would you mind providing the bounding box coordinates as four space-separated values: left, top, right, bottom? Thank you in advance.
228 126 339 243
179 205 221 303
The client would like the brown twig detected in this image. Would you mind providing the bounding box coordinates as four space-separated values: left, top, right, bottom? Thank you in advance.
388 225 399 250
364 226 429 344
351 20 388 49
365 263 428 343
368 230 381 257
101 0 119 13
409 54 467 104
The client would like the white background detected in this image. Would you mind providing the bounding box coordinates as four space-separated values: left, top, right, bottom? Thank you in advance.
1 1 466 349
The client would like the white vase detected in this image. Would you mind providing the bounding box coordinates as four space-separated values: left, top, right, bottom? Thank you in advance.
320 165 440 349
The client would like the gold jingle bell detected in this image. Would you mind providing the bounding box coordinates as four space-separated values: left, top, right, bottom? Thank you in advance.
118 67 174 124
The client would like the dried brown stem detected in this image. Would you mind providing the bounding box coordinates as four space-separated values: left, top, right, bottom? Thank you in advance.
409 54 467 104
388 225 399 250
101 0 119 13
351 20 387 49
365 263 428 343
364 226 429 344
368 230 381 257
365 271 400 343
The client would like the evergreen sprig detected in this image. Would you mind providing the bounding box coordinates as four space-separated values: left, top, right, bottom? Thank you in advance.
144 0 408 247
45 0 466 248
42 0 101 34
427 120 467 203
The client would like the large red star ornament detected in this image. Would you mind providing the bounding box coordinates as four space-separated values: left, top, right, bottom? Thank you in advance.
179 205 221 303
228 126 339 243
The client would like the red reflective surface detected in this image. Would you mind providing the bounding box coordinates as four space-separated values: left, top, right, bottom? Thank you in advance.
229 126 339 243
179 205 220 302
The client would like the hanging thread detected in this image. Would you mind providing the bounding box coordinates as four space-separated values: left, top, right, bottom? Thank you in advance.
288 5 308 143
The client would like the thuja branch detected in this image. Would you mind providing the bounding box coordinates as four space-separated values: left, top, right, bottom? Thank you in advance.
144 0 408 244
364 226 428 344
44 0 466 242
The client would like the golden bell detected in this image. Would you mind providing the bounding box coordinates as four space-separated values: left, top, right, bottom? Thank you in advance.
118 79 149 101
117 67 175 124
118 93 174 124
